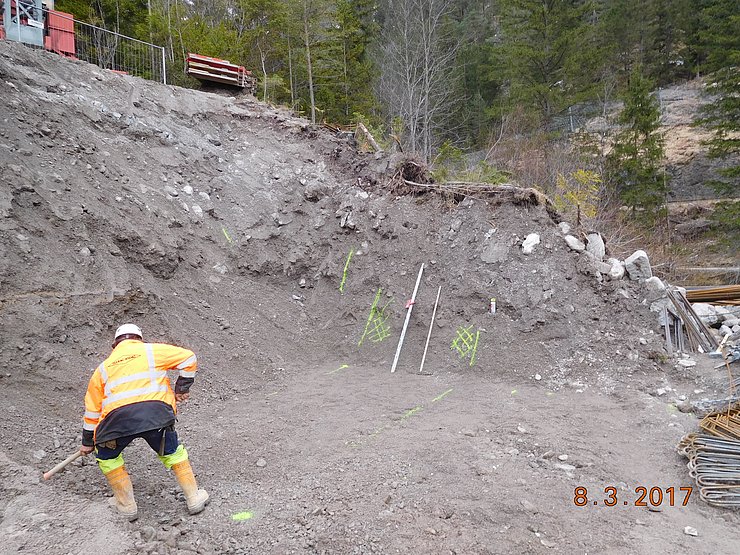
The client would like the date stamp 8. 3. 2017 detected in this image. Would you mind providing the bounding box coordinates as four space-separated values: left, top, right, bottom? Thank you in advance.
573 486 693 507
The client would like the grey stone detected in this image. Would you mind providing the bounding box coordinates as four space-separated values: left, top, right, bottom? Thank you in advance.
608 258 625 280
303 182 330 202
481 241 510 264
586 233 605 260
692 303 718 326
624 250 652 280
191 204 203 217
564 235 585 252
558 222 571 234
554 463 576 472
720 324 733 336
521 233 540 255
520 499 538 514
164 186 179 197
182 185 193 195
256 458 267 468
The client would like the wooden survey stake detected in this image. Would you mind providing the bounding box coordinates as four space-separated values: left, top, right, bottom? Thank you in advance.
419 285 442 374
391 263 425 373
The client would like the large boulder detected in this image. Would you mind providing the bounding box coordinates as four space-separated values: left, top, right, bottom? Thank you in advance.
624 250 652 280
564 235 585 252
522 233 540 255
644 276 667 302
586 233 606 261
607 258 625 280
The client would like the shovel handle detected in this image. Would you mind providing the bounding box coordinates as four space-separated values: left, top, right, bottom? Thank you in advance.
43 450 83 480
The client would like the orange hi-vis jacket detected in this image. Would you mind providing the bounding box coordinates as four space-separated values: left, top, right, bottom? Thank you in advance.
82 340 197 441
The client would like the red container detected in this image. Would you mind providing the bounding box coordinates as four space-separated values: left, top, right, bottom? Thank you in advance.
45 10 75 58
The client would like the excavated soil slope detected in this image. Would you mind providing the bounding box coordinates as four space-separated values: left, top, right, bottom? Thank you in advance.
1 42 739 554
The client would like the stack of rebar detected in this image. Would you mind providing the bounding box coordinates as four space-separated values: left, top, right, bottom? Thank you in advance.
679 433 740 507
686 285 740 306
700 405 740 440
666 288 719 352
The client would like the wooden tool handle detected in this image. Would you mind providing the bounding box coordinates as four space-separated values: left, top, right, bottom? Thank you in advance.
43 450 83 480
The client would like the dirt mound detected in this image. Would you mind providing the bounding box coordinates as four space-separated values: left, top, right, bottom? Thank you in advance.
3 41 738 554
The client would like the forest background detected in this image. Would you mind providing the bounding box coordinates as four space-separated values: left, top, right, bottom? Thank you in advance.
57 0 738 263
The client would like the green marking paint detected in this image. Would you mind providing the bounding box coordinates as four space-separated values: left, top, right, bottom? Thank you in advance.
267 391 279 397
432 388 454 403
359 289 382 346
469 330 481 366
232 511 253 521
327 364 349 375
221 227 233 243
401 406 423 420
546 392 555 397
511 389 518 395
339 249 354 293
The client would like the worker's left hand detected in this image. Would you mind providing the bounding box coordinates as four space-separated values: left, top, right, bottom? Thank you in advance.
80 445 94 455
175 392 190 403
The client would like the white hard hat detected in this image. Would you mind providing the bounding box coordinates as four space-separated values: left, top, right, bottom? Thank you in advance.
114 323 143 340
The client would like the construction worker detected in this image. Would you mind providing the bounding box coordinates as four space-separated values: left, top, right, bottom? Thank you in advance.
80 324 209 521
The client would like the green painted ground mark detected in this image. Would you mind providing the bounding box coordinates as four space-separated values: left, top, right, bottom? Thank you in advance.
327 364 349 375
232 511 253 521
431 388 454 403
451 325 482 366
469 330 481 366
339 249 354 293
351 388 452 446
221 227 233 243
266 391 279 397
358 288 392 346
400 406 423 421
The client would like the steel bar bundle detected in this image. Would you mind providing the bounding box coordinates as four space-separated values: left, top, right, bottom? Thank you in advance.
686 285 740 306
678 433 740 507
699 405 740 440
666 288 719 353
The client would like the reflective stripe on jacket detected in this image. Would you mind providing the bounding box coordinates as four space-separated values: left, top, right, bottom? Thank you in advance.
82 340 198 439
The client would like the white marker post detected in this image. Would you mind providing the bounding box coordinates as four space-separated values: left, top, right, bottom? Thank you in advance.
419 285 442 374
391 263 425 373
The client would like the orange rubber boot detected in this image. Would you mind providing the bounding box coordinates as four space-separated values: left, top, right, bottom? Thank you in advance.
104 466 138 521
172 460 209 515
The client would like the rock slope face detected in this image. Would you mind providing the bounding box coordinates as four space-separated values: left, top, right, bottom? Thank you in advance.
0 39 670 423
0 41 697 552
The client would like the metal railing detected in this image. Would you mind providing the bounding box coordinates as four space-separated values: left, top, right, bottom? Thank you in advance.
42 8 166 84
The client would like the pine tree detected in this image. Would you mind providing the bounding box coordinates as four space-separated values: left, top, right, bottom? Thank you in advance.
497 0 591 126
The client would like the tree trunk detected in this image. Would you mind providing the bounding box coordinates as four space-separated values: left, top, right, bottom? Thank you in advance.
303 3 316 124
288 37 296 111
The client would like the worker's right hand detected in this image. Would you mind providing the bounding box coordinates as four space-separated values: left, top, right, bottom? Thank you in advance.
175 392 190 403
80 445 94 455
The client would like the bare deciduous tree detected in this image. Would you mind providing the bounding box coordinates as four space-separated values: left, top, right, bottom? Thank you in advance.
377 0 459 162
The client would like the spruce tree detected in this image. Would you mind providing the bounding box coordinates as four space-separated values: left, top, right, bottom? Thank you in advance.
608 69 667 219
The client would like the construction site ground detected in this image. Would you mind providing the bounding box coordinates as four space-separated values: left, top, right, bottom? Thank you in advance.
1 42 739 554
